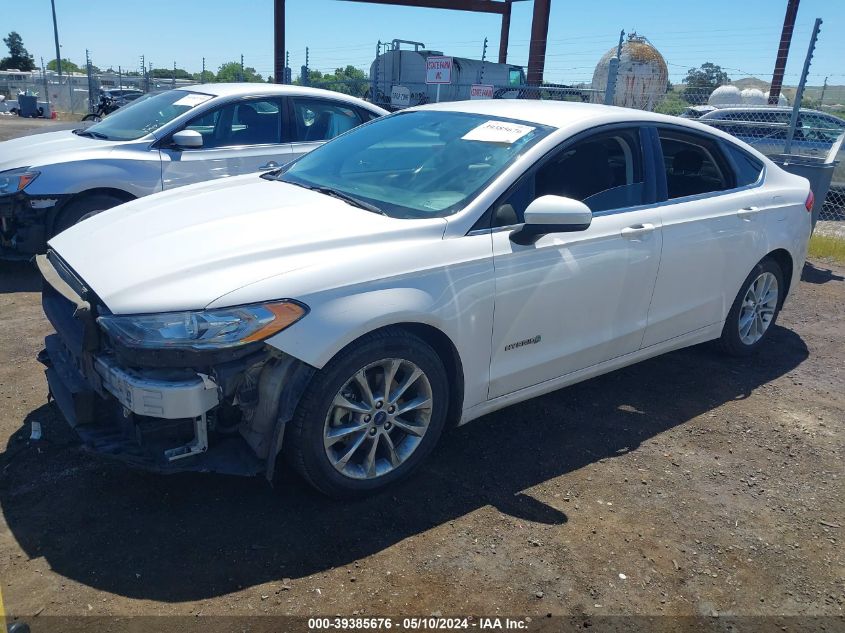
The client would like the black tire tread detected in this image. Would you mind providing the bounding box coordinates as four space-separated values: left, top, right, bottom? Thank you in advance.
716 256 784 357
53 193 126 236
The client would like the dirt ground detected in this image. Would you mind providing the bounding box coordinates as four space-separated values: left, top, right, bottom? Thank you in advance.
0 118 843 626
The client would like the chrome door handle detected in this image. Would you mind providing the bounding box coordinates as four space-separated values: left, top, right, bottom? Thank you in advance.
258 161 279 171
737 206 759 219
620 223 655 239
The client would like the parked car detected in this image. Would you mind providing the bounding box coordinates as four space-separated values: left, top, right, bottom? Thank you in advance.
699 106 845 208
0 84 387 259
101 88 145 105
38 100 812 496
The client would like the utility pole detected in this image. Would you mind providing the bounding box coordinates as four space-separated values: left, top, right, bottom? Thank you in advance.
285 51 290 84
240 54 245 82
202 57 206 82
85 49 95 112
140 54 147 92
498 0 511 64
172 61 176 88
40 56 49 108
819 75 828 105
50 0 62 77
118 65 122 89
769 0 800 105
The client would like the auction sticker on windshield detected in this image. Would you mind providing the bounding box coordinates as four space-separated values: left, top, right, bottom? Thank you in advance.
461 120 535 144
173 93 213 108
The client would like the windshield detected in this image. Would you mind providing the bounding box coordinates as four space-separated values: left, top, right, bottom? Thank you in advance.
276 111 552 219
84 90 214 141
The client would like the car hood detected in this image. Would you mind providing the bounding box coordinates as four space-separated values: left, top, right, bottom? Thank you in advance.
0 129 121 172
48 175 447 314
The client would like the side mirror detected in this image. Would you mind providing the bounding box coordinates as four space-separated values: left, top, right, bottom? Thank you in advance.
171 129 203 149
510 195 592 245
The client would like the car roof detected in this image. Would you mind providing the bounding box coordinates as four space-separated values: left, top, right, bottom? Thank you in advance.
702 106 842 119
408 99 735 134
183 83 387 113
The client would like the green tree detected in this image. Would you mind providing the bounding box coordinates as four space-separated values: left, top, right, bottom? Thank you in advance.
216 61 262 83
296 65 369 97
193 70 216 83
150 67 194 80
47 58 81 74
682 62 730 104
0 31 36 71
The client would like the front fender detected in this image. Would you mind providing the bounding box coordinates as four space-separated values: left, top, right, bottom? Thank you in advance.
26 157 162 199
265 287 443 369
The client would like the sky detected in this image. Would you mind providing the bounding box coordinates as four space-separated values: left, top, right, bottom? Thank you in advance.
6 0 844 86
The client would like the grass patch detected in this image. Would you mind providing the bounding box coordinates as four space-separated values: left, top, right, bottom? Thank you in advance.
808 232 845 263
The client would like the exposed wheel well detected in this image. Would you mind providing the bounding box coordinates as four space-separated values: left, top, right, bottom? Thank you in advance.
370 322 465 428
49 188 136 235
765 249 794 304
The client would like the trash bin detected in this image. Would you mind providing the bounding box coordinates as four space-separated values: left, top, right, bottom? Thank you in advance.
769 154 838 228
17 95 38 118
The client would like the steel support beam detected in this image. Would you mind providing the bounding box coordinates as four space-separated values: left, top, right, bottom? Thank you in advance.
345 0 509 13
498 1 512 63
274 0 286 84
769 0 800 104
526 0 551 90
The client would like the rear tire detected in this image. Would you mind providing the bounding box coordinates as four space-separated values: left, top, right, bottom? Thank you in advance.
53 194 127 236
285 328 449 498
81 113 101 122
717 257 784 356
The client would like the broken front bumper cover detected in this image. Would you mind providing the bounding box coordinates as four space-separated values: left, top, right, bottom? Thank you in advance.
41 334 263 476
36 253 264 476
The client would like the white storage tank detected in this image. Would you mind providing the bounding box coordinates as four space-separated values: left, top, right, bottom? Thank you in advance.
764 90 789 106
708 85 742 107
740 88 767 105
591 33 668 110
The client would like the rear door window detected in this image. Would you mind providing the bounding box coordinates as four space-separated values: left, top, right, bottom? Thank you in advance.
724 144 764 187
290 98 364 143
658 129 735 199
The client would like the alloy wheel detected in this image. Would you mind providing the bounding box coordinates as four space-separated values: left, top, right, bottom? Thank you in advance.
738 271 779 345
323 358 433 480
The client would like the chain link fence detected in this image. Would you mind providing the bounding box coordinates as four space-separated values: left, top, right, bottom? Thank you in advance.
3 68 843 232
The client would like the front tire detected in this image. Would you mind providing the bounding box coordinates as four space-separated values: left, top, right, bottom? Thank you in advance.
53 193 126 236
717 257 784 356
286 328 449 498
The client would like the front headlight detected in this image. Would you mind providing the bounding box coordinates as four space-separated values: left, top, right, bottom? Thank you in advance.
0 168 39 196
97 300 308 351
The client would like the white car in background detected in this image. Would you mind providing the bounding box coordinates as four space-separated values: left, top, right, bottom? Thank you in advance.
0 84 386 258
39 100 812 497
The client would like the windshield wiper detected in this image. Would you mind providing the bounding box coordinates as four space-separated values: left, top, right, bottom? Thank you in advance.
285 181 387 216
73 129 110 140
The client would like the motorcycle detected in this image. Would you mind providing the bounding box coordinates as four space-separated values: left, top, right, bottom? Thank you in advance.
81 94 119 122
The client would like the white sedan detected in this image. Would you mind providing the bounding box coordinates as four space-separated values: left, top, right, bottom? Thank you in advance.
38 100 812 497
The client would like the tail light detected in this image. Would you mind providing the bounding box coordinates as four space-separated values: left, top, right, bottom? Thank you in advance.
805 190 815 213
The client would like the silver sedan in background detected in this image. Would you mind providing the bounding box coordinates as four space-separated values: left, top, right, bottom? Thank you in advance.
0 84 387 259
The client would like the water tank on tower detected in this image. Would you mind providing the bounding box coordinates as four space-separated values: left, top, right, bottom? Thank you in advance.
591 33 668 110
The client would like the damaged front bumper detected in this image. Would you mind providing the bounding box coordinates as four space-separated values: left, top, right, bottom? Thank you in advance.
36 252 314 478
0 192 66 259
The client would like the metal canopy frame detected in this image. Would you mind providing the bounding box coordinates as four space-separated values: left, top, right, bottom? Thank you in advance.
273 0 552 87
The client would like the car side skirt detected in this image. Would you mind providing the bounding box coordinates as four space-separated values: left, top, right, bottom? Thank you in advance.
459 322 723 426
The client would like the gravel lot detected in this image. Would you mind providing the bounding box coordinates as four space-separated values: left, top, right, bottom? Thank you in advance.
0 118 843 626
